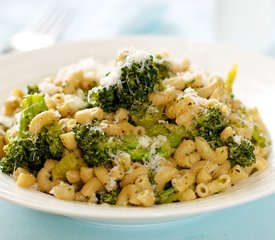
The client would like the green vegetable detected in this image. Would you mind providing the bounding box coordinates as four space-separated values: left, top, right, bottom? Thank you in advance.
73 123 173 166
39 122 64 159
122 134 172 161
127 148 150 161
226 64 238 93
129 104 164 127
251 125 266 148
0 137 48 174
27 84 40 95
122 134 139 149
227 136 256 167
19 94 48 137
52 153 86 181
154 57 170 79
129 103 186 148
190 107 229 149
0 122 64 175
156 187 180 204
146 123 187 148
99 188 120 205
88 54 161 112
73 124 116 167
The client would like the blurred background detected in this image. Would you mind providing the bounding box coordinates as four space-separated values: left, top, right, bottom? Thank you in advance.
0 0 275 55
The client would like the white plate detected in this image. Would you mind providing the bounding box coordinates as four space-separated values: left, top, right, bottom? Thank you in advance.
0 36 275 225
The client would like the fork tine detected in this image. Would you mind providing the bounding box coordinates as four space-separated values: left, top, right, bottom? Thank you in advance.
36 4 69 35
46 8 73 37
25 3 59 32
27 3 72 38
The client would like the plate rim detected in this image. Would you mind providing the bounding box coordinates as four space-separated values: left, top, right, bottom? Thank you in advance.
0 35 275 224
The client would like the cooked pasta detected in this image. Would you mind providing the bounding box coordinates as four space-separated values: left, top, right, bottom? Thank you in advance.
0 48 271 207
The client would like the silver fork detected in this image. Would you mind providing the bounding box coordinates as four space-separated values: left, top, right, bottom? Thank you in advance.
2 3 73 53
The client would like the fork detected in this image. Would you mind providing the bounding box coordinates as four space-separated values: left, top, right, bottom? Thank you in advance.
2 3 73 53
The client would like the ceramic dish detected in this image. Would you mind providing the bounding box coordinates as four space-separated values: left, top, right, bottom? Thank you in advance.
0 36 274 225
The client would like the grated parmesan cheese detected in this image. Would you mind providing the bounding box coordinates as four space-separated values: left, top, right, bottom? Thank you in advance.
138 135 151 148
100 48 151 88
63 94 86 111
146 154 166 171
124 49 150 66
149 135 168 156
233 135 242 145
105 176 117 192
39 80 61 95
100 66 122 88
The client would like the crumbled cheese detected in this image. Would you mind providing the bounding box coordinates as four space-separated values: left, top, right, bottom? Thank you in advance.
138 135 151 148
149 135 168 156
233 135 242 145
124 49 150 66
76 58 107 81
181 87 207 106
147 154 165 170
91 125 104 133
53 110 61 118
158 119 168 124
100 66 122 88
54 58 107 87
105 176 117 192
180 71 197 82
39 81 61 95
111 151 131 166
182 87 197 96
49 181 69 195
0 115 15 128
147 106 160 114
63 94 86 111
14 112 21 125
181 87 224 111
100 48 151 88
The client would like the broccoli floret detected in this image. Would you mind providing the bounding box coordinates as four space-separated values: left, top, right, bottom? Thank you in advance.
88 86 117 113
73 123 173 166
0 136 50 175
251 125 266 148
124 148 149 160
190 108 229 149
0 122 64 175
227 136 256 167
88 53 161 112
129 104 165 127
0 93 63 175
99 188 120 205
122 134 172 161
129 103 187 148
154 57 170 80
0 94 63 174
0 138 32 174
73 124 116 167
27 84 40 95
148 169 156 185
19 94 48 137
156 187 180 204
39 122 64 159
146 123 187 148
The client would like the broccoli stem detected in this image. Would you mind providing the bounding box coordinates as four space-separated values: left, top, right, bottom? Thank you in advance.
156 187 180 204
52 153 86 181
19 94 48 137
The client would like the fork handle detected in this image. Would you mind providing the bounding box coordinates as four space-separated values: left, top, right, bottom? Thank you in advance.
1 46 14 54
